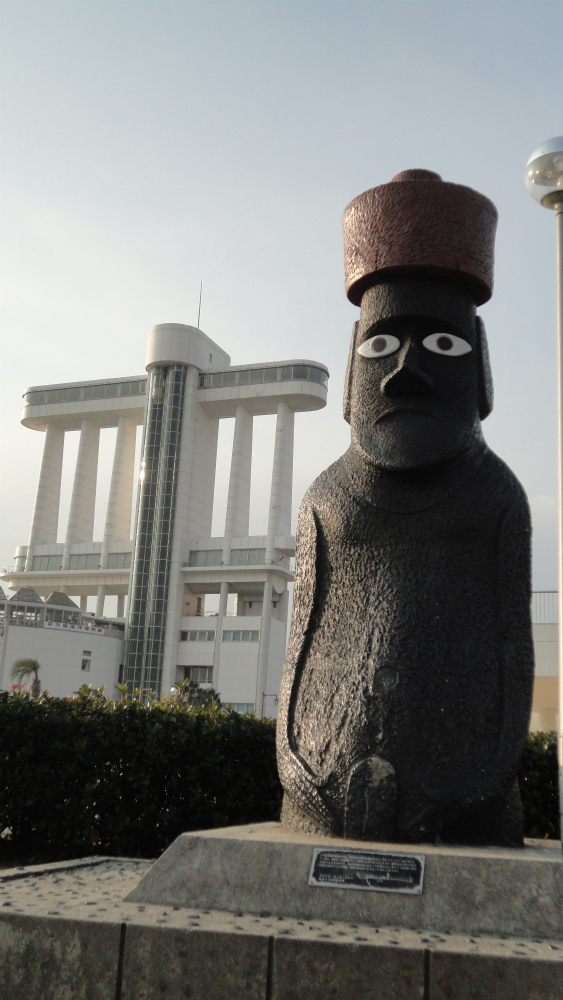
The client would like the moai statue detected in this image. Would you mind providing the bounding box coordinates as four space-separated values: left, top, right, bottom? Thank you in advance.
277 169 534 848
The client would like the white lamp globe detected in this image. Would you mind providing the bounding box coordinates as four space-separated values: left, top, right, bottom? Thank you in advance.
525 136 563 208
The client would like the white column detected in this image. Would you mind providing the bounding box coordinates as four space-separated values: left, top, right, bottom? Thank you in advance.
25 423 65 570
222 406 253 564
95 584 106 618
100 418 137 567
278 587 290 629
265 401 295 564
117 594 125 618
212 581 229 691
218 582 229 619
256 402 295 716
80 596 88 611
96 417 137 617
255 579 273 717
62 420 100 570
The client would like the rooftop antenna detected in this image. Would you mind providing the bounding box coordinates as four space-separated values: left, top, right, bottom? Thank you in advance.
197 281 202 328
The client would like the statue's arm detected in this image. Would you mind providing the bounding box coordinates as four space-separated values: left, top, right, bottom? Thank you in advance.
285 497 320 676
276 494 319 753
494 492 535 776
276 493 335 828
415 492 534 832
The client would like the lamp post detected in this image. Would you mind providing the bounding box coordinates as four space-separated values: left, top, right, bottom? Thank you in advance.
526 136 563 849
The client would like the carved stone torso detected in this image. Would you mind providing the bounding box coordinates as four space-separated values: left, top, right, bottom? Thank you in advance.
279 442 534 841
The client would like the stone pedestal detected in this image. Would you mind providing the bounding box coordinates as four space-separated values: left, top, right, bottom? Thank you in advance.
1 826 561 999
126 821 563 941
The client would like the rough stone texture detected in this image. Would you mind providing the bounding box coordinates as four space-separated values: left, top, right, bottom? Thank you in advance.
271 936 425 1000
0 855 561 999
121 925 269 1000
0 911 122 1000
343 170 498 306
277 268 534 848
429 947 563 1000
126 823 563 941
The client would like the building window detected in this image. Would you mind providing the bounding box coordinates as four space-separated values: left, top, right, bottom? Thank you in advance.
187 549 222 567
198 365 328 391
32 554 62 571
64 610 81 626
81 651 91 672
186 548 267 568
183 665 213 684
230 548 266 566
107 552 132 569
45 608 81 626
24 380 146 408
180 630 215 642
69 553 100 570
227 703 255 714
45 608 63 624
222 630 259 642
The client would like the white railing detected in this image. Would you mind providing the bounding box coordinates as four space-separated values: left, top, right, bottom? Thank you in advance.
44 620 105 635
4 617 122 638
532 591 558 624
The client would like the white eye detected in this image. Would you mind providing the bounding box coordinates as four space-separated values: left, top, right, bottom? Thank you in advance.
357 334 401 358
423 333 472 356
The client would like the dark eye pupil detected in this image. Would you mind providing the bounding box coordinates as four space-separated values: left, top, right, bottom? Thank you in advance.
437 335 453 351
372 337 387 353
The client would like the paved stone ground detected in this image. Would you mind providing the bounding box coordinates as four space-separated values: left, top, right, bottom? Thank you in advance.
0 855 560 957
0 857 562 999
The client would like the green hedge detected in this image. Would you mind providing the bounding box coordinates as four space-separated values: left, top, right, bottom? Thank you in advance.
0 693 282 863
518 730 560 841
0 694 558 864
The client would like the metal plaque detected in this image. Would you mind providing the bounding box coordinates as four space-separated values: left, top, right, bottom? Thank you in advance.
308 847 425 894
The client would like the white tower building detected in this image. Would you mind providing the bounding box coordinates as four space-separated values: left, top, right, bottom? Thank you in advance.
2 324 328 713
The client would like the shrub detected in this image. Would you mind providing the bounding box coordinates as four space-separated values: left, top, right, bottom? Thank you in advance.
0 691 281 863
518 730 559 840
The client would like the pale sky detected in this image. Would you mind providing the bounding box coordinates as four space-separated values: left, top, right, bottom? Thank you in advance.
1 0 562 598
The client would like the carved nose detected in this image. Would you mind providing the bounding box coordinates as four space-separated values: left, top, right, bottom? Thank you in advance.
382 364 434 397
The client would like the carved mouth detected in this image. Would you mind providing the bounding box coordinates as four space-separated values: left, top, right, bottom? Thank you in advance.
375 405 438 423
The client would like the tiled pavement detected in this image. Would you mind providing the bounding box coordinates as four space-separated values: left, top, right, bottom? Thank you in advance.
0 856 561 999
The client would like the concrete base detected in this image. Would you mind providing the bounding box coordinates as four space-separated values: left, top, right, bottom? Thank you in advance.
126 821 563 941
0 830 561 999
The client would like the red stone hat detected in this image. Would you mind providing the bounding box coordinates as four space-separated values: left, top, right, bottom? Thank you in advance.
342 169 498 307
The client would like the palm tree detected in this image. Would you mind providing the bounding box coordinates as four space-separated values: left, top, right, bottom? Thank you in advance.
11 658 41 699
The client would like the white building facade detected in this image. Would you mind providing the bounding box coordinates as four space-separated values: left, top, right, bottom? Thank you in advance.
0 587 124 698
1 324 328 714
530 591 560 733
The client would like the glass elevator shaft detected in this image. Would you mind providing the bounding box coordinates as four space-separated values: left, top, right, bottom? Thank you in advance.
124 364 187 694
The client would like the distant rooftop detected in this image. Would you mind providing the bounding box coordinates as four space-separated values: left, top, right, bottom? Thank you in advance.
9 587 43 605
44 592 80 609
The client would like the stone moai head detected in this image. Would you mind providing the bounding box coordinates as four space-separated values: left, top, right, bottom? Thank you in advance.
342 170 497 471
